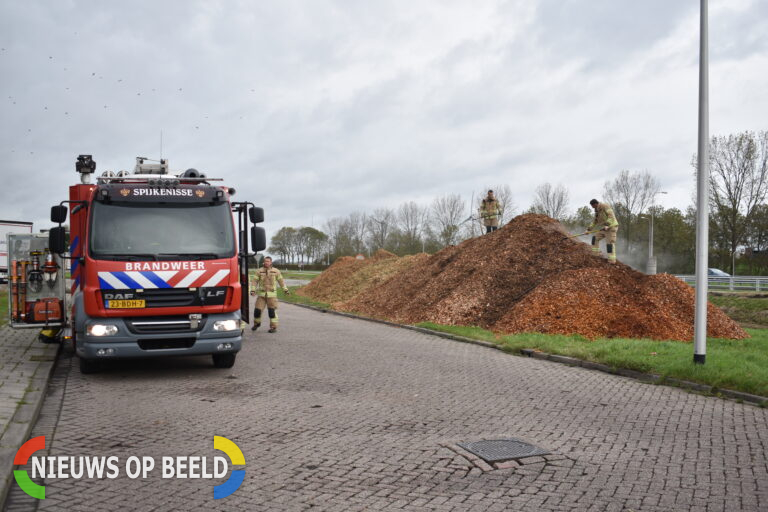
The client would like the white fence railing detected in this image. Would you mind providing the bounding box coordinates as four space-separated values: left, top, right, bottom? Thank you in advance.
674 275 768 292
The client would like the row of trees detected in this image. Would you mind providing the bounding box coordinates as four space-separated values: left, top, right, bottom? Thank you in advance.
268 130 768 274
269 186 516 263
268 226 328 264
322 185 518 259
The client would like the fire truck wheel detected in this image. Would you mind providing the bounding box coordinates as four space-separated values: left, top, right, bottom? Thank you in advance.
79 357 100 374
212 353 236 368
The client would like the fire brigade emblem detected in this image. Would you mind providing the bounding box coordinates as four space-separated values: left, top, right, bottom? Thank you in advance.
195 190 205 198
120 188 131 197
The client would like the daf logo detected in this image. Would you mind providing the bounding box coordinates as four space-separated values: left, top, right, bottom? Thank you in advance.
103 292 135 300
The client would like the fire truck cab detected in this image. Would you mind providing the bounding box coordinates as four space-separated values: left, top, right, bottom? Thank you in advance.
48 155 266 373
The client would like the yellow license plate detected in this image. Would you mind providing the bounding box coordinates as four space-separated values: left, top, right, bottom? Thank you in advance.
107 300 146 309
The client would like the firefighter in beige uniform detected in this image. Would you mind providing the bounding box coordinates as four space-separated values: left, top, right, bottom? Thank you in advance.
588 199 620 263
250 256 289 333
479 190 502 233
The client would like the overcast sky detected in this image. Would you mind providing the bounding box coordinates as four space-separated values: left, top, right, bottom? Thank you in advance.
1 0 766 239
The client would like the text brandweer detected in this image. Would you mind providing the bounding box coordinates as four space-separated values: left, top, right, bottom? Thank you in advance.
124 261 207 271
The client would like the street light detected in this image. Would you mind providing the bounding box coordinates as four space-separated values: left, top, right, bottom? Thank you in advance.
646 191 668 275
693 0 709 365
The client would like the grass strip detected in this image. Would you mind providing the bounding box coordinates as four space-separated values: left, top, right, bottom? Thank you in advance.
417 322 768 399
248 270 322 281
0 291 7 326
280 271 322 280
278 287 330 309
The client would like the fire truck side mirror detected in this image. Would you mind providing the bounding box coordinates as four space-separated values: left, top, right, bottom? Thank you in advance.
51 205 68 223
251 226 266 252
249 207 264 224
49 226 67 254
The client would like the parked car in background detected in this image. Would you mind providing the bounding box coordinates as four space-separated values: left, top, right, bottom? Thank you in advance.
708 268 731 277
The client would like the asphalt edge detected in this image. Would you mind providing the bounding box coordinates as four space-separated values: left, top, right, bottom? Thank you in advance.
0 339 61 508
287 302 768 407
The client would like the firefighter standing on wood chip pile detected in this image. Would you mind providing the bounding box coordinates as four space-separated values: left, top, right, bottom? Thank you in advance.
479 190 502 233
588 199 619 263
250 256 289 333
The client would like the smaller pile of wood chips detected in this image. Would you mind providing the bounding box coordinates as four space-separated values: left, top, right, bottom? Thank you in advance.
301 214 748 341
299 250 428 307
299 256 368 304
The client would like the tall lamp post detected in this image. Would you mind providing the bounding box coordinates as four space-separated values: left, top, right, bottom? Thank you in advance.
693 0 709 365
646 191 668 275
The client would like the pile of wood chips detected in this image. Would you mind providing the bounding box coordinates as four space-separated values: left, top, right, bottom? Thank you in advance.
300 214 748 341
300 250 428 307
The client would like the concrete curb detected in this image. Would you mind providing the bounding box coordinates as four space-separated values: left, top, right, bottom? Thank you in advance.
0 339 60 507
287 302 768 407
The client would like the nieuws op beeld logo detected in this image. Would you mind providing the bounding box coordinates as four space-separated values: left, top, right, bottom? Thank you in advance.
13 435 245 500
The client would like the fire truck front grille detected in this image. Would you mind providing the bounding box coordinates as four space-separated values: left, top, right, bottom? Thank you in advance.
125 316 206 335
141 288 196 307
137 338 196 350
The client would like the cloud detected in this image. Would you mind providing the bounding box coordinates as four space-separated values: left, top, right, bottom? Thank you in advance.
0 0 765 239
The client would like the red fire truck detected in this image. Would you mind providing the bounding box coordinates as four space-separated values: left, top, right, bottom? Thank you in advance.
47 155 266 373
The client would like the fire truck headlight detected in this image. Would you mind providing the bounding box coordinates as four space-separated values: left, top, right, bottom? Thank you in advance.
213 320 239 332
87 324 118 337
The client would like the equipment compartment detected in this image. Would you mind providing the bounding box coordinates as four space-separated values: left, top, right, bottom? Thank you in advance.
7 233 66 328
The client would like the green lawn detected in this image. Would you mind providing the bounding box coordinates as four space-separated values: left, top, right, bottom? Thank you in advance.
0 290 7 327
277 287 329 308
280 270 322 280
249 270 322 281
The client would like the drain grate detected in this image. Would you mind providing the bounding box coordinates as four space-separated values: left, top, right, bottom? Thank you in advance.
457 438 549 463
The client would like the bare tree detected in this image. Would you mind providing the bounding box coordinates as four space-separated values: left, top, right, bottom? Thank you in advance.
530 182 570 220
703 131 768 270
347 211 368 255
324 214 366 258
431 194 466 246
367 208 396 252
397 201 428 253
603 169 661 250
322 217 346 258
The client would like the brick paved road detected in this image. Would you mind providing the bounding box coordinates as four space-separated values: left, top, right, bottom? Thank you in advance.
0 327 58 507
5 304 768 511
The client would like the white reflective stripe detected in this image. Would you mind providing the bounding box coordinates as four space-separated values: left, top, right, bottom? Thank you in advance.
201 269 230 288
154 271 177 283
99 272 129 289
176 270 206 288
124 271 157 289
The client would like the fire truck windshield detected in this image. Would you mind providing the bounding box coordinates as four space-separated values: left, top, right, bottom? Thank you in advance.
89 201 235 260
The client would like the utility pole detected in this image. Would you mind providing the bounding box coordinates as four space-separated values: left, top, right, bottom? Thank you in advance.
693 0 709 365
646 191 667 275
